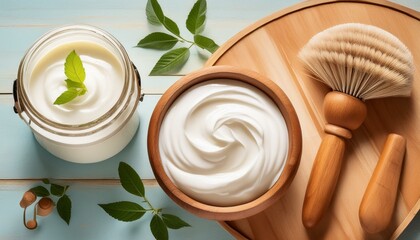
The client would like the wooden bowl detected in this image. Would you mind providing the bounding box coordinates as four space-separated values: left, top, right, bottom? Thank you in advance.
147 66 302 220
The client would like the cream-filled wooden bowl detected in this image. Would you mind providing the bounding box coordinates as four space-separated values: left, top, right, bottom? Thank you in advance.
148 66 301 220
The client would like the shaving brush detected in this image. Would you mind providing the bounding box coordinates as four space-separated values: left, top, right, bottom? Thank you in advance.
298 23 414 228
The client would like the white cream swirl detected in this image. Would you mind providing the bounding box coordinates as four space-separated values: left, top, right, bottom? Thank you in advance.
28 41 124 125
159 79 289 206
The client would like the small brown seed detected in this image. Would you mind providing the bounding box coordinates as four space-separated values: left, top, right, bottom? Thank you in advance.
37 197 54 216
19 191 36 208
26 220 37 230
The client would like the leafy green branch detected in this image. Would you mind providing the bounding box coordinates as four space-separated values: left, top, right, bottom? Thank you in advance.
20 179 72 229
137 0 219 75
99 162 190 240
30 179 72 225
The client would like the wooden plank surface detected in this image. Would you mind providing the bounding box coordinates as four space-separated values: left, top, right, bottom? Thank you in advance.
0 94 157 179
206 0 420 239
0 0 418 239
0 0 304 93
0 183 233 240
0 0 304 178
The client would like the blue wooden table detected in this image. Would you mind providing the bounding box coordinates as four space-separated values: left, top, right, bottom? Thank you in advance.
0 0 419 239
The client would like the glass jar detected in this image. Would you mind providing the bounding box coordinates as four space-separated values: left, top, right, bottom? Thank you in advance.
13 25 141 163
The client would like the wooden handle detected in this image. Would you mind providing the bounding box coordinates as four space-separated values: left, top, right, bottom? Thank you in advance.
359 134 406 233
302 134 346 228
302 92 367 228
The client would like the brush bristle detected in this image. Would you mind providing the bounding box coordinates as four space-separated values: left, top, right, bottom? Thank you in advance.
299 23 414 100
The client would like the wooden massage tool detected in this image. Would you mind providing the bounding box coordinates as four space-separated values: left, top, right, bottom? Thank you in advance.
359 133 406 233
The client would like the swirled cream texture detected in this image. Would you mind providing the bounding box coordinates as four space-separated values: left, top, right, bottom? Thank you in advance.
159 80 289 206
28 41 124 125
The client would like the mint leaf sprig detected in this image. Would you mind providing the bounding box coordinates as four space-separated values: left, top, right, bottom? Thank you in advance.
54 50 87 105
137 0 219 75
99 162 190 240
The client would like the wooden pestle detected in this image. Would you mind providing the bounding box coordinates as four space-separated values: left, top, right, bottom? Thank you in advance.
359 134 406 233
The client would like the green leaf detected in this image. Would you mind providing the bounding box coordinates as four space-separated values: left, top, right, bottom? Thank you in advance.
162 214 191 229
65 79 87 95
41 179 50 184
118 162 145 197
29 186 50 197
186 0 207 34
65 79 84 89
146 0 164 25
80 87 87 95
99 201 146 222
194 35 219 53
163 17 180 36
137 32 178 50
64 50 85 83
53 88 80 105
54 50 87 105
57 195 72 225
150 47 190 75
150 215 168 240
50 183 66 196
63 185 70 193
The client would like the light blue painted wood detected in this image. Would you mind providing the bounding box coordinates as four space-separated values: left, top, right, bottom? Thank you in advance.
398 212 420 240
0 94 157 179
1 0 416 93
0 0 305 93
0 184 234 240
0 0 418 239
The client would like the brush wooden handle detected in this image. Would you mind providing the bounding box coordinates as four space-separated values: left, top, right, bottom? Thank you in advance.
303 92 367 228
359 134 406 233
302 134 345 227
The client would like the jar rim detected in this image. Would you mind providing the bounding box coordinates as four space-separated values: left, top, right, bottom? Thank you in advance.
16 24 139 135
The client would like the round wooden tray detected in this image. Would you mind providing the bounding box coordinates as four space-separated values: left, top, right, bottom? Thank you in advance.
205 0 420 239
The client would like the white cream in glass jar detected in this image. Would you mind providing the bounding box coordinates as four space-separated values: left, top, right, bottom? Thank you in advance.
14 25 141 163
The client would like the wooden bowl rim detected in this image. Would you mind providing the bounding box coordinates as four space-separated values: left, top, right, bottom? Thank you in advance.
147 65 302 220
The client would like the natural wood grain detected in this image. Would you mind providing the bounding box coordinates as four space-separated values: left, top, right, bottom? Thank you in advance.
323 92 367 132
206 0 420 239
359 134 406 233
148 66 302 220
303 134 346 228
390 200 420 239
303 92 369 227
